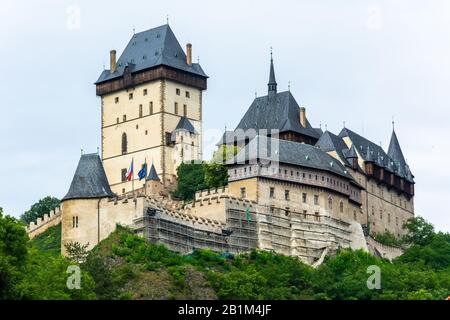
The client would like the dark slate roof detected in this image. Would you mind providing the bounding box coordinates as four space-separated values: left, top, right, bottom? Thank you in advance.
228 136 355 181
388 129 413 180
339 127 414 182
174 116 196 134
233 90 321 140
315 131 351 166
62 154 115 201
146 163 160 181
96 24 207 84
346 144 358 158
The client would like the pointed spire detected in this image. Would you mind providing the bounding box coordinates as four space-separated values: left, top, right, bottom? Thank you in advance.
268 47 277 97
387 128 406 169
146 163 160 181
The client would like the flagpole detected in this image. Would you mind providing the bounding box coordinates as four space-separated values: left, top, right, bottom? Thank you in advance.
132 157 135 199
144 157 147 198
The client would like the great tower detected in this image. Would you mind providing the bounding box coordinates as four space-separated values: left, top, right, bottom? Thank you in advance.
95 24 207 194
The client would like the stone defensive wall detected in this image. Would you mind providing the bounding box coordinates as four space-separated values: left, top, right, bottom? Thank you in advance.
26 206 62 239
366 235 404 261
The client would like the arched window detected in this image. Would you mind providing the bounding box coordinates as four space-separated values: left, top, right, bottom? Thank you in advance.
121 132 127 154
328 197 333 210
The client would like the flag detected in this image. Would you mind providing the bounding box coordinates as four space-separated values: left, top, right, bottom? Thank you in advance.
138 162 147 181
126 158 133 181
245 207 251 223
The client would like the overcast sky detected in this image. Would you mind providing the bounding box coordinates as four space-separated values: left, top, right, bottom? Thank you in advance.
0 0 449 231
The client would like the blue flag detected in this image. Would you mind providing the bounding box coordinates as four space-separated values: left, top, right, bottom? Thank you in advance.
138 163 147 181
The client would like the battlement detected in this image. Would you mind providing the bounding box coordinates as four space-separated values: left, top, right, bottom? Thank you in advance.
366 235 404 261
194 186 229 200
26 206 62 239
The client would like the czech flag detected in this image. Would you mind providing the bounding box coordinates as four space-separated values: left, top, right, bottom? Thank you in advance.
126 159 133 181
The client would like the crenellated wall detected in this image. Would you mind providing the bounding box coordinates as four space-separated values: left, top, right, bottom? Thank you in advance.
26 207 62 239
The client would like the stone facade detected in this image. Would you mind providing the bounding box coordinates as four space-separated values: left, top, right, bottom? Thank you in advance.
101 79 203 195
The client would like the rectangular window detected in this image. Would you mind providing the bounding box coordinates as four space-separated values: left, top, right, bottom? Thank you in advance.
123 115 126 122
284 190 290 201
72 216 75 228
149 101 153 115
269 206 274 214
115 97 119 103
143 89 148 96
240 187 246 199
183 104 187 117
176 88 180 95
186 91 190 98
380 210 383 220
314 195 319 205
116 117 119 124
302 193 307 203
139 104 143 117
121 168 127 182
129 92 133 100
174 102 178 115
269 187 275 199
75 216 79 228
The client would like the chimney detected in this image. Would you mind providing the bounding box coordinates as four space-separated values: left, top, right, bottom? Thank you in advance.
186 43 192 66
110 50 117 73
300 107 306 128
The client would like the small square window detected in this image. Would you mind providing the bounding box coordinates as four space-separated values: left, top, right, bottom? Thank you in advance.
314 195 319 205
115 97 119 103
145 130 148 135
240 187 246 199
284 190 290 201
185 91 190 98
143 89 148 96
176 88 180 95
302 193 307 203
129 93 133 100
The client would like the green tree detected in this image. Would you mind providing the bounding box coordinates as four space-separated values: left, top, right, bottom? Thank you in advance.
211 144 239 164
374 231 401 247
65 241 90 264
204 162 228 189
0 208 29 299
402 216 435 246
20 196 60 225
171 162 207 201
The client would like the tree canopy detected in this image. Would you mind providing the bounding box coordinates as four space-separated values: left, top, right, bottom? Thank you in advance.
20 196 61 225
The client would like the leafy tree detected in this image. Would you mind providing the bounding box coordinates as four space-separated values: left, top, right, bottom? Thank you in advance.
20 196 60 225
211 144 239 164
0 208 29 299
171 161 207 201
402 216 435 246
204 162 228 189
374 231 401 247
65 241 90 264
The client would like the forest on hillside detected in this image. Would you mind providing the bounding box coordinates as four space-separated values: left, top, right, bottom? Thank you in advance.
1 206 449 300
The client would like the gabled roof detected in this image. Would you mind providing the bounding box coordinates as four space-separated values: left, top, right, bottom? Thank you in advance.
234 90 321 140
174 116 196 134
228 136 356 181
315 131 351 166
62 154 115 201
96 24 207 84
146 163 160 181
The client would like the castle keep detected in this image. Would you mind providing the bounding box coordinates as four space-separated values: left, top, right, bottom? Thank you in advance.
26 24 414 264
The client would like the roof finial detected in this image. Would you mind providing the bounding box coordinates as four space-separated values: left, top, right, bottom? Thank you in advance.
343 120 346 128
197 56 200 63
255 91 257 98
81 149 83 155
288 81 291 91
97 147 99 154
392 116 395 131
325 124 328 131
166 14 169 25
268 46 277 97
133 25 135 35
319 121 322 129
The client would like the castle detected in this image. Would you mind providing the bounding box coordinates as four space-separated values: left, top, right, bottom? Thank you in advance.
26 24 413 264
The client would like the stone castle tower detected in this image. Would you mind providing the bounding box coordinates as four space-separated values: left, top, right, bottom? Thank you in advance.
95 24 208 194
